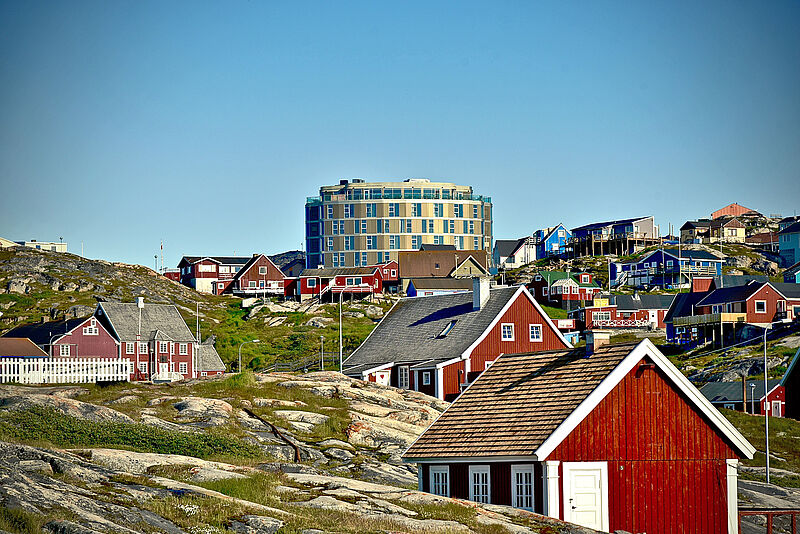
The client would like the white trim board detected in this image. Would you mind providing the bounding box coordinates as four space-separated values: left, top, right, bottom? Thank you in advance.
534 338 755 460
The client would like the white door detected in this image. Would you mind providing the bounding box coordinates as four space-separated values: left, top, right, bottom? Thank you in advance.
159 362 169 376
649 310 658 325
375 371 390 386
563 462 609 532
772 401 782 417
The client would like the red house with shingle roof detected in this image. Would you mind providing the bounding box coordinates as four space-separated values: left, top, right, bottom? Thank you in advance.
403 335 755 534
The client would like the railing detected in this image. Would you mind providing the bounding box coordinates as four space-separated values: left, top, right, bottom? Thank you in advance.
739 507 799 533
0 358 132 384
593 319 652 328
674 312 747 327
569 232 657 243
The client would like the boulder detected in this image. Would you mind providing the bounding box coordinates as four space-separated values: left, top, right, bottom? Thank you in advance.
7 279 29 294
172 397 233 427
324 448 354 462
0 394 135 424
305 317 333 328
65 305 94 319
342 311 365 318
363 305 384 318
253 398 307 408
230 515 284 534
273 410 330 426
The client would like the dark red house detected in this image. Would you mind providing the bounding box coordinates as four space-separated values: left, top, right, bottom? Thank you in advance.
218 254 285 296
403 336 755 534
343 280 570 400
4 316 119 360
294 265 384 302
177 255 252 294
700 379 785 417
569 294 675 330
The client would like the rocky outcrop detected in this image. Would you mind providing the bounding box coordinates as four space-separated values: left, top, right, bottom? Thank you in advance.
0 392 135 424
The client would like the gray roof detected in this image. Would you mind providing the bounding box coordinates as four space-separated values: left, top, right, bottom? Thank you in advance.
779 221 800 234
663 291 707 323
420 244 457 251
343 286 521 371
696 282 764 307
300 267 376 277
713 274 769 288
197 340 225 372
96 302 196 342
494 239 525 258
773 282 800 299
3 318 92 346
613 294 675 311
700 380 780 403
572 217 649 231
179 256 252 266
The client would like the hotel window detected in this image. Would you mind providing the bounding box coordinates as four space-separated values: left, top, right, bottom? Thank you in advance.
344 204 354 218
469 465 490 504
755 300 767 313
338 253 345 266
459 236 464 249
59 344 70 356
412 235 421 249
469 221 474 234
367 236 376 250
473 204 478 218
434 203 443 217
404 219 412 233
430 466 450 497
389 235 400 249
411 203 422 216
448 220 455 233
361 252 368 266
326 205 333 219
501 323 514 341
327 237 334 250
179 362 188 374
388 203 399 217
529 324 542 342
398 366 409 389
345 236 354 250
474 237 479 249
366 203 376 217
355 219 367 234
434 235 444 245
511 465 534 510
454 204 463 217
126 342 135 354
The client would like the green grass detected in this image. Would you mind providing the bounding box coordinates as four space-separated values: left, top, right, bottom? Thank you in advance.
540 305 567 319
0 406 265 460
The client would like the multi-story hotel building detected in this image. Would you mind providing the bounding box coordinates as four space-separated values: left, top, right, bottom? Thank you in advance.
305 179 493 268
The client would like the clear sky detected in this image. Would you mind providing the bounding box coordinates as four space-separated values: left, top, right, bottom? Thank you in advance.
1 1 798 268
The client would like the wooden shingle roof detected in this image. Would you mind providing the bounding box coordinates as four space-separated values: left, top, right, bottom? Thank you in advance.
403 344 633 459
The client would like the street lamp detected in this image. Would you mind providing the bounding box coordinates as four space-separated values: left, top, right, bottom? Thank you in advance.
49 332 72 358
238 339 260 373
749 383 756 415
762 324 771 484
320 335 324 371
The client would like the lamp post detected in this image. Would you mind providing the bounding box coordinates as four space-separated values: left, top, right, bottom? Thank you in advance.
320 335 324 371
238 339 260 374
338 284 357 373
749 383 756 415
49 332 72 358
763 324 771 484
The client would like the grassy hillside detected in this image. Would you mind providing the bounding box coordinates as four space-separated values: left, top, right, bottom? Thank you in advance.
0 247 391 369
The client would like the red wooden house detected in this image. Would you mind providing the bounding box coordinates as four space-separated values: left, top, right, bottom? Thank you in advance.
343 279 570 401
177 256 252 294
294 265 384 302
700 379 785 417
218 254 285 296
403 335 755 534
375 260 400 293
4 316 120 360
569 294 675 330
528 271 602 306
95 300 199 382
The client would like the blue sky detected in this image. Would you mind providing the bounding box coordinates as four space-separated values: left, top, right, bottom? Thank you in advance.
1 1 798 268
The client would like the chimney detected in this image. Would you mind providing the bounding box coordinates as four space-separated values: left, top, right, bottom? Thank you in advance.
585 330 611 356
136 297 145 309
473 277 491 310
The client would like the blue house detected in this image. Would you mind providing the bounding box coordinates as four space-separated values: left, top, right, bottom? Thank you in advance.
533 224 570 258
785 261 800 284
779 222 800 267
611 249 724 289
571 216 658 241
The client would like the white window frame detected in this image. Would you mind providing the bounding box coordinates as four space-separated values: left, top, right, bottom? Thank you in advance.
248 280 257 288
430 466 450 497
159 341 168 353
571 286 579 294
179 343 188 355
138 361 148 373
258 266 268 275
754 300 767 313
593 311 611 322
139 342 148 353
542 286 549 296
529 324 543 342
307 278 317 288
126 342 135 354
468 465 491 504
398 366 410 389
59 344 70 357
581 275 589 284
422 371 431 385
501 323 515 341
179 362 188 374
511 464 534 510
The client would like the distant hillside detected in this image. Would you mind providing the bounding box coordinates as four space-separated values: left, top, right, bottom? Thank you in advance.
0 247 387 368
269 249 304 269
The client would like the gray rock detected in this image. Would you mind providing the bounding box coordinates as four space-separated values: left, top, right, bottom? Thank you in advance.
173 397 232 426
44 520 105 534
6 279 29 294
0 394 135 424
317 439 354 451
324 448 354 461
273 410 330 426
230 515 284 534
305 317 333 328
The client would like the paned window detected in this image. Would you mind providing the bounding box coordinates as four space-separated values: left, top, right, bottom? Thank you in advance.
422 371 431 385
344 204 354 218
83 319 99 336
412 235 421 249
367 236 377 250
138 362 148 373
308 278 317 287
179 343 188 355
473 204 478 218
430 466 450 497
59 344 70 356
434 203 443 217
126 342 135 354
366 203 377 217
434 235 444 245
398 366 409 389
404 219 412 233
344 236 354 250
755 300 767 313
179 362 188 374
159 342 168 353
593 311 611 322
511 465 534 510
454 204 463 217
259 266 268 275
326 205 333 219
411 203 421 216
388 203 400 217
529 324 542 342
474 237 479 249
501 323 514 341
327 237 334 250
469 465 490 504
139 342 147 353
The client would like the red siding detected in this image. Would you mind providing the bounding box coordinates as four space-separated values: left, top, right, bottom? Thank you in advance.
416 369 435 397
746 284 785 323
53 317 118 359
761 385 786 417
548 358 737 534
442 360 465 402
470 294 568 372
234 256 285 292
